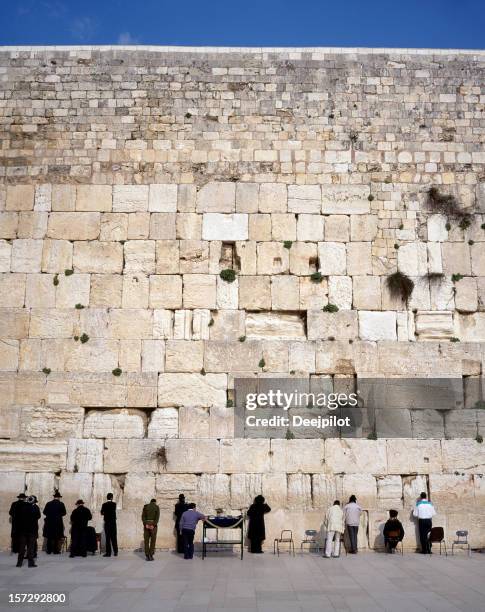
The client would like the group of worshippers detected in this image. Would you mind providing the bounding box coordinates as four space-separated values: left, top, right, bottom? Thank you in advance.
9 490 118 567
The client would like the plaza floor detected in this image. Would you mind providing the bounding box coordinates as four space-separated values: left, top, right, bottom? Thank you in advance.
0 549 484 612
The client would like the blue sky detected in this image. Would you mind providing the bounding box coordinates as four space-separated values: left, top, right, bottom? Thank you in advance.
0 0 484 49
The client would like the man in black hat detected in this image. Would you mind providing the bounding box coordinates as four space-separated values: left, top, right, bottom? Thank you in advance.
16 496 41 568
69 500 92 558
43 490 66 554
100 493 118 557
9 493 26 554
173 494 189 553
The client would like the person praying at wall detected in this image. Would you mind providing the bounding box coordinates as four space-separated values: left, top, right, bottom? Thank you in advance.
69 500 93 558
179 502 206 560
413 492 436 554
383 509 405 553
43 490 66 555
174 493 189 554
323 500 344 558
16 496 41 568
142 498 160 561
247 495 271 554
101 493 118 557
343 495 362 554
9 492 27 554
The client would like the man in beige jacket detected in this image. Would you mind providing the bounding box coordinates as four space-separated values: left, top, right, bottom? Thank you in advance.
323 500 344 558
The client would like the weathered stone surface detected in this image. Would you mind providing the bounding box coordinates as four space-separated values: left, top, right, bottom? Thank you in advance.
358 311 397 341
149 184 177 212
183 274 216 309
442 439 485 474
204 341 261 372
84 409 146 438
147 407 179 438
202 213 248 240
415 311 454 340
76 185 112 212
113 185 149 212
48 212 100 240
259 183 287 213
246 312 305 340
308 311 358 341
220 439 270 473
456 313 485 342
387 439 441 474
158 373 226 407
19 404 84 440
318 242 346 275
196 182 235 213
321 185 370 214
0 441 67 472
325 439 387 475
288 185 321 214
67 439 103 472
328 276 352 310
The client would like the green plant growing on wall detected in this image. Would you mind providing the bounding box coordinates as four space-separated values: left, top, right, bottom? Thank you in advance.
200 368 206 376
283 240 293 249
112 368 122 376
310 272 323 284
65 269 74 276
258 358 266 369
445 222 452 231
73 336 79 341
368 194 374 202
322 303 339 313
155 446 168 470
219 269 236 283
386 271 414 302
42 368 51 375
226 399 234 408
208 318 214 327
367 431 378 440
468 240 474 246
451 273 464 283
80 333 89 344
458 215 471 231
426 272 444 282
75 304 84 309
239 336 246 342
450 337 460 342
285 428 295 440
476 435 483 444
53 274 59 286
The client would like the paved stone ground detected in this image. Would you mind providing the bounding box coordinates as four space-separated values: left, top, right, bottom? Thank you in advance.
0 550 484 612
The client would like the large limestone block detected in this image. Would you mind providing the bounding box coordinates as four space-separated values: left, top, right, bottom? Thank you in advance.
429 277 454 310
427 214 448 241
415 311 454 340
197 473 230 511
318 242 346 275
352 276 381 310
429 474 474 511
25 473 55 508
176 212 202 240
11 239 43 273
100 213 128 241
74 241 122 273
67 439 103 472
220 439 270 473
0 338 19 370
358 311 396 341
209 310 245 342
456 313 485 342
141 339 165 373
6 185 34 211
324 215 349 242
427 242 443 275
235 240 256 275
289 242 318 276
113 185 149 212
204 341 262 372
17 211 48 239
19 404 84 440
442 439 485 474
90 274 122 308
397 242 428 276
387 439 441 475
325 439 387 475
128 212 150 239
311 474 337 508
350 215 378 241
328 276 352 310
149 213 176 240
259 183 287 213
183 274 216 309
58 472 93 513
56 273 91 308
29 309 75 338
149 184 178 212
108 309 152 339
307 311 358 341
287 474 312 510
0 472 25 510
402 475 428 508
376 475 403 510
0 441 67 472
155 474 198 508
442 242 471 275
271 275 299 310
245 312 305 340
0 403 21 438
51 185 75 212
196 182 235 213
321 185 370 214
209 405 234 439
41 239 73 273
288 185 321 214
347 242 372 275
165 438 220 473
299 276 328 310
47 212 100 240
272 213 297 241
165 340 204 372
261 473 288 508
103 439 160 473
238 276 270 310
342 474 377 510
230 473 263 509
217 276 239 309
202 213 248 240
257 242 289 275
122 274 149 309
179 240 209 274
148 275 182 310
123 240 155 274
0 212 19 239
76 185 112 212
288 342 315 374
31 185 52 210
455 277 478 312
147 408 179 438
84 409 146 438
471 243 485 276
236 183 259 213
158 373 226 408
296 214 324 242
0 240 11 272
270 439 325 473
25 274 55 308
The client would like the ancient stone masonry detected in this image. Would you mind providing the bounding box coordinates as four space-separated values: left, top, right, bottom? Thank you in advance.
0 46 485 550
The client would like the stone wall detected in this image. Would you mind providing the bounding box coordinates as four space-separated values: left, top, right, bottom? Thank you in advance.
0 46 484 551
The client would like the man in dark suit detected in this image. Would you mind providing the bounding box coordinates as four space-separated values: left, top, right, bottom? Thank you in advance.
16 496 41 568
43 490 66 554
9 492 26 554
69 500 92 558
101 493 118 557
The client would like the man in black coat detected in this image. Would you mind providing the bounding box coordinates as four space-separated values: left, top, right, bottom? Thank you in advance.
247 495 271 553
100 493 118 557
9 493 26 553
173 494 189 553
69 500 92 558
43 490 66 554
16 496 41 568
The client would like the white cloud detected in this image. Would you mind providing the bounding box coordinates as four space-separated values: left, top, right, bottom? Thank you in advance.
70 16 96 41
117 32 140 45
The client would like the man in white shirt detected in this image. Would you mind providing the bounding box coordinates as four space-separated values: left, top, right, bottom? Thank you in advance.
323 500 344 558
343 495 362 554
413 492 436 554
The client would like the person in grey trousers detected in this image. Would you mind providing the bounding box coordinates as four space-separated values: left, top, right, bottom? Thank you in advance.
343 495 362 554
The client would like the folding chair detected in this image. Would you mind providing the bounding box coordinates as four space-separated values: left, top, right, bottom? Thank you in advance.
451 530 471 557
300 529 320 554
428 526 447 556
273 530 295 556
